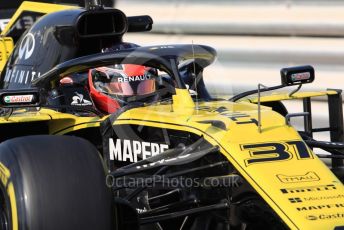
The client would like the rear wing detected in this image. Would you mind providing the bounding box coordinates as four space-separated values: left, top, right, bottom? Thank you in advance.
1 1 76 43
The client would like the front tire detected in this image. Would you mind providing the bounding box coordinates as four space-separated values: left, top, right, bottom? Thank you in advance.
0 135 113 230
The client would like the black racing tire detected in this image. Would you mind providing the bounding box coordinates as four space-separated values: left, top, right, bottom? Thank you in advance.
0 135 112 230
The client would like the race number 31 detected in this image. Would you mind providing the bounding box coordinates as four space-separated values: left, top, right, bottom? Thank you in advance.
241 141 313 166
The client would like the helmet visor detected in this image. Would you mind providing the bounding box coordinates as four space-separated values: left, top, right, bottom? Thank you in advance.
91 66 156 97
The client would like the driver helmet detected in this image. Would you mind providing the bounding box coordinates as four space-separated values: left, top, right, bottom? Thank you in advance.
88 62 157 114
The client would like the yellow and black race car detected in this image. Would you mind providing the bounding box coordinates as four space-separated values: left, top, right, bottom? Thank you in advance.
0 1 343 230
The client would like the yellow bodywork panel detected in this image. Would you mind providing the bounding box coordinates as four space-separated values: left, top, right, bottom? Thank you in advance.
172 88 195 110
0 109 52 123
0 37 14 73
0 162 18 230
0 108 104 134
242 90 338 103
0 88 342 229
45 109 105 135
112 97 344 230
1 1 77 36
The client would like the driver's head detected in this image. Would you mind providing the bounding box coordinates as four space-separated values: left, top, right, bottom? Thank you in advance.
88 63 157 114
88 42 159 114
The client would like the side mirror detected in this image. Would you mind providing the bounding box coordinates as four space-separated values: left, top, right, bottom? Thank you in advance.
280 65 314 86
127 15 153 32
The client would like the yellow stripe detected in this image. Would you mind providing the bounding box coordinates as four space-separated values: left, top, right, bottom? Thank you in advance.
0 162 17 230
8 182 18 230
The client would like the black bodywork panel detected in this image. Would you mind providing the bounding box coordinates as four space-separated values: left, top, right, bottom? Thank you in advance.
0 4 153 91
1 8 127 89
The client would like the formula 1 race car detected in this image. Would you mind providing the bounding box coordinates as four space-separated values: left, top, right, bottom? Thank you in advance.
0 1 343 230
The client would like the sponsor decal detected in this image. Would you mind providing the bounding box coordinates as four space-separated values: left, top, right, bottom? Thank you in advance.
150 45 175 50
3 95 33 104
3 68 41 84
277 171 320 183
0 19 10 31
197 106 258 127
117 74 151 83
289 197 303 203
19 33 35 60
288 194 344 203
281 184 336 194
109 138 169 163
306 213 344 221
291 72 311 81
242 141 312 166
71 92 92 106
304 194 344 201
136 207 148 214
296 203 344 211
